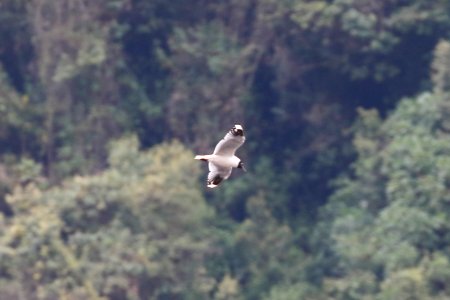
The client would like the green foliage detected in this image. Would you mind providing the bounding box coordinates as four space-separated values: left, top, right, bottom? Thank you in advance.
292 0 450 81
263 282 324 300
1 1 450 299
230 194 305 299
378 267 427 300
0 137 215 299
432 40 450 94
323 88 450 299
0 67 42 157
26 0 157 179
164 21 254 149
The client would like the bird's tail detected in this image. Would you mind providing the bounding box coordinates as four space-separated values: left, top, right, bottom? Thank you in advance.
194 155 210 161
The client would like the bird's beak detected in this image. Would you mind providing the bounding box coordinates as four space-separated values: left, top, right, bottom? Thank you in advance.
241 165 247 172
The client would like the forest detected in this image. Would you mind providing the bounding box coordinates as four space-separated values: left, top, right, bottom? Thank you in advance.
1 0 450 299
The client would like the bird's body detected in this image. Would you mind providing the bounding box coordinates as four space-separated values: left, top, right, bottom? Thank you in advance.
196 154 240 169
195 124 246 188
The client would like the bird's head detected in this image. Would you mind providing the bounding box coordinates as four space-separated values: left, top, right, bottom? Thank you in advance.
237 161 247 172
231 124 244 136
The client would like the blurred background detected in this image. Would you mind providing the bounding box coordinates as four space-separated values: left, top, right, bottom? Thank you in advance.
1 0 450 299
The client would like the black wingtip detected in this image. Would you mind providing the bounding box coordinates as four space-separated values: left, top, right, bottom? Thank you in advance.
207 175 223 188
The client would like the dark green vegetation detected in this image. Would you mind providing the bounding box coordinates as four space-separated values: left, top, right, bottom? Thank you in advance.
1 0 450 299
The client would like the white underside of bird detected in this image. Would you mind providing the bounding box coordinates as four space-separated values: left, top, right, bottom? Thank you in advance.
194 154 240 188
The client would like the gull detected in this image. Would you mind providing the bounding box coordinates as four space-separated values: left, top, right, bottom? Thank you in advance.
195 124 246 188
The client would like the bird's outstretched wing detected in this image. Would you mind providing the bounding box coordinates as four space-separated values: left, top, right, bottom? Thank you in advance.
207 162 232 188
213 124 246 157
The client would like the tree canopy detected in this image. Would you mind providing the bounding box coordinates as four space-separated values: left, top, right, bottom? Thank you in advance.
1 0 450 299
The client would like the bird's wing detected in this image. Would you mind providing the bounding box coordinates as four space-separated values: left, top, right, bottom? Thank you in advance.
207 162 232 188
213 125 246 157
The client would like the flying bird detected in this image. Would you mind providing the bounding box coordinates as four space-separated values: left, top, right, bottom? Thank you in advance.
195 124 246 188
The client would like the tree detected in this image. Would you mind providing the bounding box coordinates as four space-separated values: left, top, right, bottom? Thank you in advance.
226 194 305 300
0 136 216 299
320 39 450 298
28 0 151 179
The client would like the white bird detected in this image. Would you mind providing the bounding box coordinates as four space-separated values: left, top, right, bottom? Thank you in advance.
195 124 246 188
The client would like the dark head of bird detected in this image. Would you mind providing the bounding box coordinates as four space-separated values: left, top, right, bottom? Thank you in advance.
231 124 244 136
237 161 247 172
